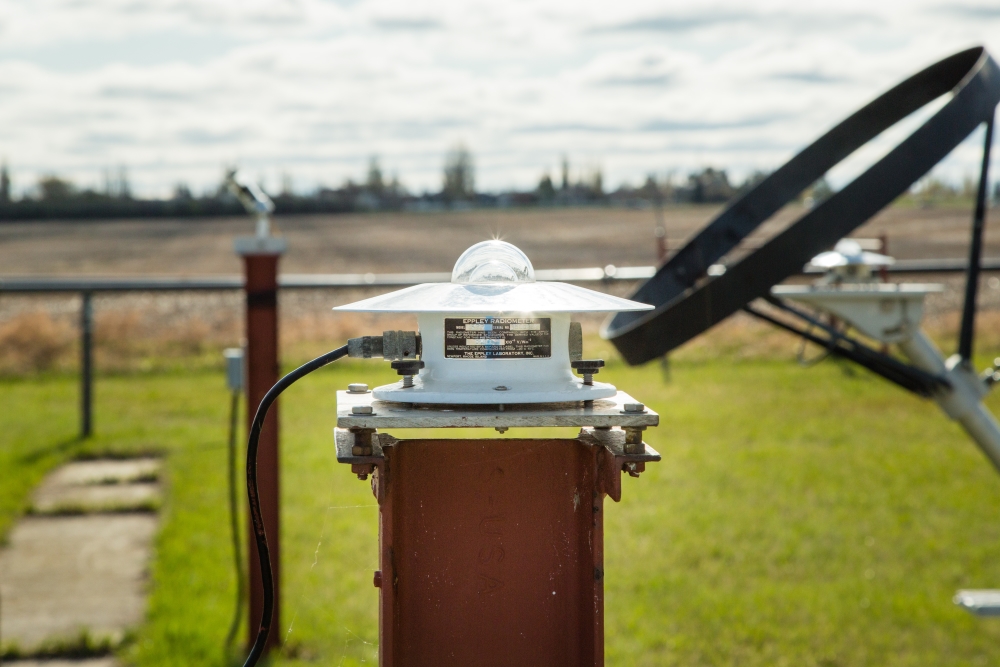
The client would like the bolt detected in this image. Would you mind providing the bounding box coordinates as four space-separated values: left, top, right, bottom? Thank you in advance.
391 359 425 388
373 570 382 588
572 359 605 386
623 402 646 414
352 405 373 415
623 426 646 454
494 385 509 391
495 426 508 433
348 383 369 394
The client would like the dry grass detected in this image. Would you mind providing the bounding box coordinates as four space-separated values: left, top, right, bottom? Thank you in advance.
0 312 75 374
0 294 418 376
3 204 1000 375
2 281 999 377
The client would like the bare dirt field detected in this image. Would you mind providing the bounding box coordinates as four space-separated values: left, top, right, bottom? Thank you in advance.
1 204 999 374
0 203 998 276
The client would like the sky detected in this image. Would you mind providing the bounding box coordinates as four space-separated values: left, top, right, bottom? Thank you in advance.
0 0 999 198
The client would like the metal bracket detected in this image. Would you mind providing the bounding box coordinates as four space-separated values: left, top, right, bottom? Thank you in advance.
579 427 661 502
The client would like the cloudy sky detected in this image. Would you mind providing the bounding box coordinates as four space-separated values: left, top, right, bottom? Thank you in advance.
1 0 999 198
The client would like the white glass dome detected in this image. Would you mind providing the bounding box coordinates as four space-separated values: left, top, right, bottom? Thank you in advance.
451 240 535 284
334 240 653 314
810 239 895 268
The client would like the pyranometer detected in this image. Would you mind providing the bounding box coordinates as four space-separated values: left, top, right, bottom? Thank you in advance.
336 240 653 404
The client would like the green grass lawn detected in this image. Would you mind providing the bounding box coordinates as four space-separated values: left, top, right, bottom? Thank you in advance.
4 355 1000 666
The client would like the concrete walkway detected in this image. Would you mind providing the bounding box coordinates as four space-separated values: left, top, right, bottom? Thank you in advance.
0 458 162 663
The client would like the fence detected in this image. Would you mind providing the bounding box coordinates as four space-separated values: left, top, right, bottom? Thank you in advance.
1 257 997 438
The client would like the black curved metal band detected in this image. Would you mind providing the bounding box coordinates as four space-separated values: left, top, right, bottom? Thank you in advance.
604 47 1000 365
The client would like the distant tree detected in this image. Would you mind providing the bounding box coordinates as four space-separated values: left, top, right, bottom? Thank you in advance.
0 162 9 203
387 173 407 197
118 166 132 199
537 173 555 200
638 174 660 201
560 155 570 191
735 170 769 196
688 168 733 203
38 174 76 200
442 143 475 201
172 183 193 200
102 166 132 199
366 156 385 195
590 167 603 196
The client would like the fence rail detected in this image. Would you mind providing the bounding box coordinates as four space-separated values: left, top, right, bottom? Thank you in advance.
2 258 997 438
2 258 998 294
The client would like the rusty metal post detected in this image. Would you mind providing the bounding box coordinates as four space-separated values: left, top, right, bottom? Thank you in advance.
236 236 286 655
355 435 655 667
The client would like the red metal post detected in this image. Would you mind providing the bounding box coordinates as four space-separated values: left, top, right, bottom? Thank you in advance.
369 437 640 667
241 250 282 654
879 233 890 282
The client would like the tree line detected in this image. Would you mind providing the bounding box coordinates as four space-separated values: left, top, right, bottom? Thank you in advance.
1 142 984 222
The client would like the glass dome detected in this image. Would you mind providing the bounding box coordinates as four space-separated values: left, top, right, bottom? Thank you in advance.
451 240 535 284
810 239 895 268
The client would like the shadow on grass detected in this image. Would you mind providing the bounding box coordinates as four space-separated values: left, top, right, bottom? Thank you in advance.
16 434 85 465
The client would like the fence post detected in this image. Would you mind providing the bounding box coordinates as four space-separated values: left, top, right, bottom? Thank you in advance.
80 291 93 439
235 235 286 656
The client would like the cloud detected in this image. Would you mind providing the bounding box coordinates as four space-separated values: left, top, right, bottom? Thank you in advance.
594 12 754 34
0 0 995 195
768 71 851 84
372 17 443 30
638 116 790 132
933 4 1000 20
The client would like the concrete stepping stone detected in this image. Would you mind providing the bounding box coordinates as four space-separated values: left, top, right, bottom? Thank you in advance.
0 458 161 658
30 459 161 515
39 459 160 486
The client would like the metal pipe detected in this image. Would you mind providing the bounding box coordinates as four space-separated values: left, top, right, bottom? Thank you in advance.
3 259 1000 295
959 114 995 361
899 331 1000 471
80 291 93 439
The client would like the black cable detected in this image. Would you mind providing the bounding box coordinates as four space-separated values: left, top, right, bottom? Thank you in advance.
225 390 244 661
744 303 948 397
242 344 349 667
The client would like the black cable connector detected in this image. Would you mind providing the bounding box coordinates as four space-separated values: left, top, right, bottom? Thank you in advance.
242 344 349 667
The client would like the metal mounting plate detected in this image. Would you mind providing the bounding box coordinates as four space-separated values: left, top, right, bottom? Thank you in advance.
333 427 662 465
336 389 659 430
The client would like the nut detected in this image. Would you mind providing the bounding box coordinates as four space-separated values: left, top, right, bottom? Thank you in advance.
352 405 374 415
622 403 646 413
348 383 370 394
